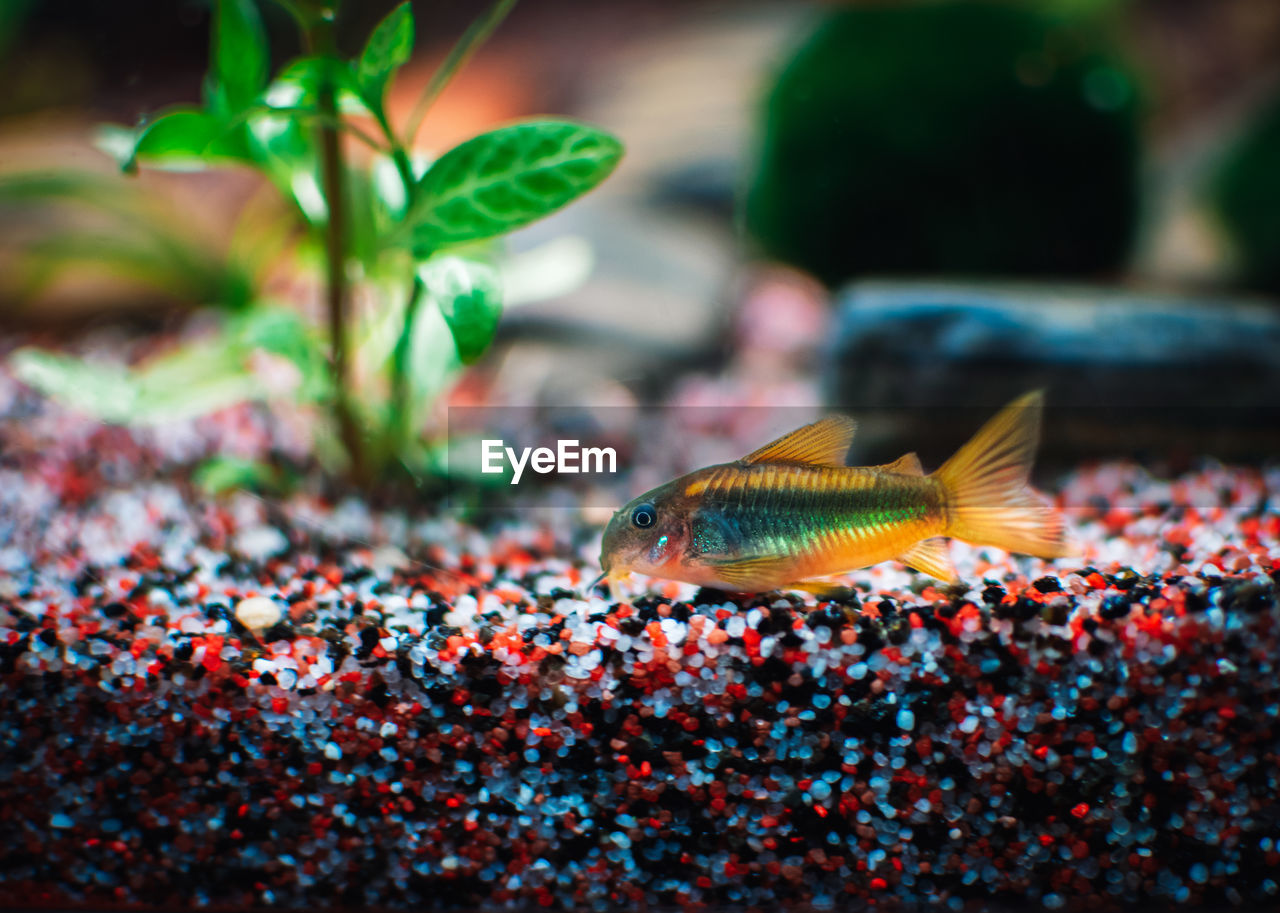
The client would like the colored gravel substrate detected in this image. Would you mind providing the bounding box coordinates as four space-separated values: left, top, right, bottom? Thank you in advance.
1 385 1279 910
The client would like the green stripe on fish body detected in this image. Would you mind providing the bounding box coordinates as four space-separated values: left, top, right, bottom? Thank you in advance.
687 463 945 572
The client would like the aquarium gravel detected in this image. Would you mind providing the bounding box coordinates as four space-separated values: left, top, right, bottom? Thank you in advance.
1 382 1279 910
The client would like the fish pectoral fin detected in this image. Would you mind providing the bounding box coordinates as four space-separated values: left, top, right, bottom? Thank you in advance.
741 415 856 467
791 580 861 601
897 538 957 583
707 555 794 591
874 451 924 476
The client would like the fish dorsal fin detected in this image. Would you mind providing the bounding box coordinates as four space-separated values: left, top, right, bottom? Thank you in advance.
875 452 924 476
897 538 957 583
742 415 856 467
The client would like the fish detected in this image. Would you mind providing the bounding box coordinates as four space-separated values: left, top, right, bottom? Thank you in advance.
598 391 1073 593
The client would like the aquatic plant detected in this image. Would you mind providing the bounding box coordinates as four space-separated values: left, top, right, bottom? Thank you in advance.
745 1 1139 287
8 0 623 488
1213 90 1280 295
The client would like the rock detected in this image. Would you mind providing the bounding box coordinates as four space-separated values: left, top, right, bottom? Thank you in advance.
233 525 288 560
822 280 1280 464
235 596 282 633
371 545 412 576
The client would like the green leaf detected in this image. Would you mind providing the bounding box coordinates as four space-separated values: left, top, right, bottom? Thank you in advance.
95 125 142 172
209 0 269 116
421 256 503 363
407 120 623 251
243 55 361 225
263 55 357 112
128 108 234 172
230 306 329 402
101 108 254 173
10 349 141 424
343 163 387 268
12 326 268 427
371 153 409 222
194 456 289 495
128 340 263 421
406 295 463 416
358 2 414 103
244 111 324 223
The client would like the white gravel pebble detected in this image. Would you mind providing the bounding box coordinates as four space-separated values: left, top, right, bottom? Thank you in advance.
234 525 289 559
235 596 283 632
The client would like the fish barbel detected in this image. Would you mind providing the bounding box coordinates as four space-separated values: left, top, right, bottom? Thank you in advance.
598 391 1073 592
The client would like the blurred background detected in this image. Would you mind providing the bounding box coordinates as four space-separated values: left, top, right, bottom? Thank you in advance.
2 0 1279 479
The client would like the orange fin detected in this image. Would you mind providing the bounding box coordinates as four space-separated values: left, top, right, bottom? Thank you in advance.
791 580 861 601
897 538 957 582
932 390 1075 558
742 415 856 467
708 555 794 591
875 452 924 476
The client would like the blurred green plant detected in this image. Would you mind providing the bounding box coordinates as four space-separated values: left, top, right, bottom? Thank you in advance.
745 0 1139 288
0 171 259 311
0 0 33 59
9 0 622 488
1213 91 1280 296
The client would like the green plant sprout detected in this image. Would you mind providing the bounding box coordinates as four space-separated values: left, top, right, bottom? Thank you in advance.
9 0 622 489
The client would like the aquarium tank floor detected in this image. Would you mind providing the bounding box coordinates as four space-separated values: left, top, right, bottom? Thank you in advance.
1 369 1278 912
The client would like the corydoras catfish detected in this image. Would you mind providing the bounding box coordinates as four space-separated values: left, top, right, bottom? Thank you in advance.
599 391 1073 593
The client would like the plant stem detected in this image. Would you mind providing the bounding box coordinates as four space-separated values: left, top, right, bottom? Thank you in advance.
403 0 518 148
375 112 425 453
309 15 368 483
371 107 415 188
388 275 425 448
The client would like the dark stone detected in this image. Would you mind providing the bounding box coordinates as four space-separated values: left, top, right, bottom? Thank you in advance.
823 282 1280 465
1183 588 1209 613
356 627 379 660
1041 603 1069 626
1099 595 1132 620
1221 581 1275 615
424 606 447 628
981 584 1007 606
1032 577 1062 594
366 678 390 708
263 622 293 643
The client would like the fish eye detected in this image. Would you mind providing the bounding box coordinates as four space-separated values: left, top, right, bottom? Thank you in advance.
631 504 656 529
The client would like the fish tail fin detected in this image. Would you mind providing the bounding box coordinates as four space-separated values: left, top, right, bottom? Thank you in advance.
932 391 1074 558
